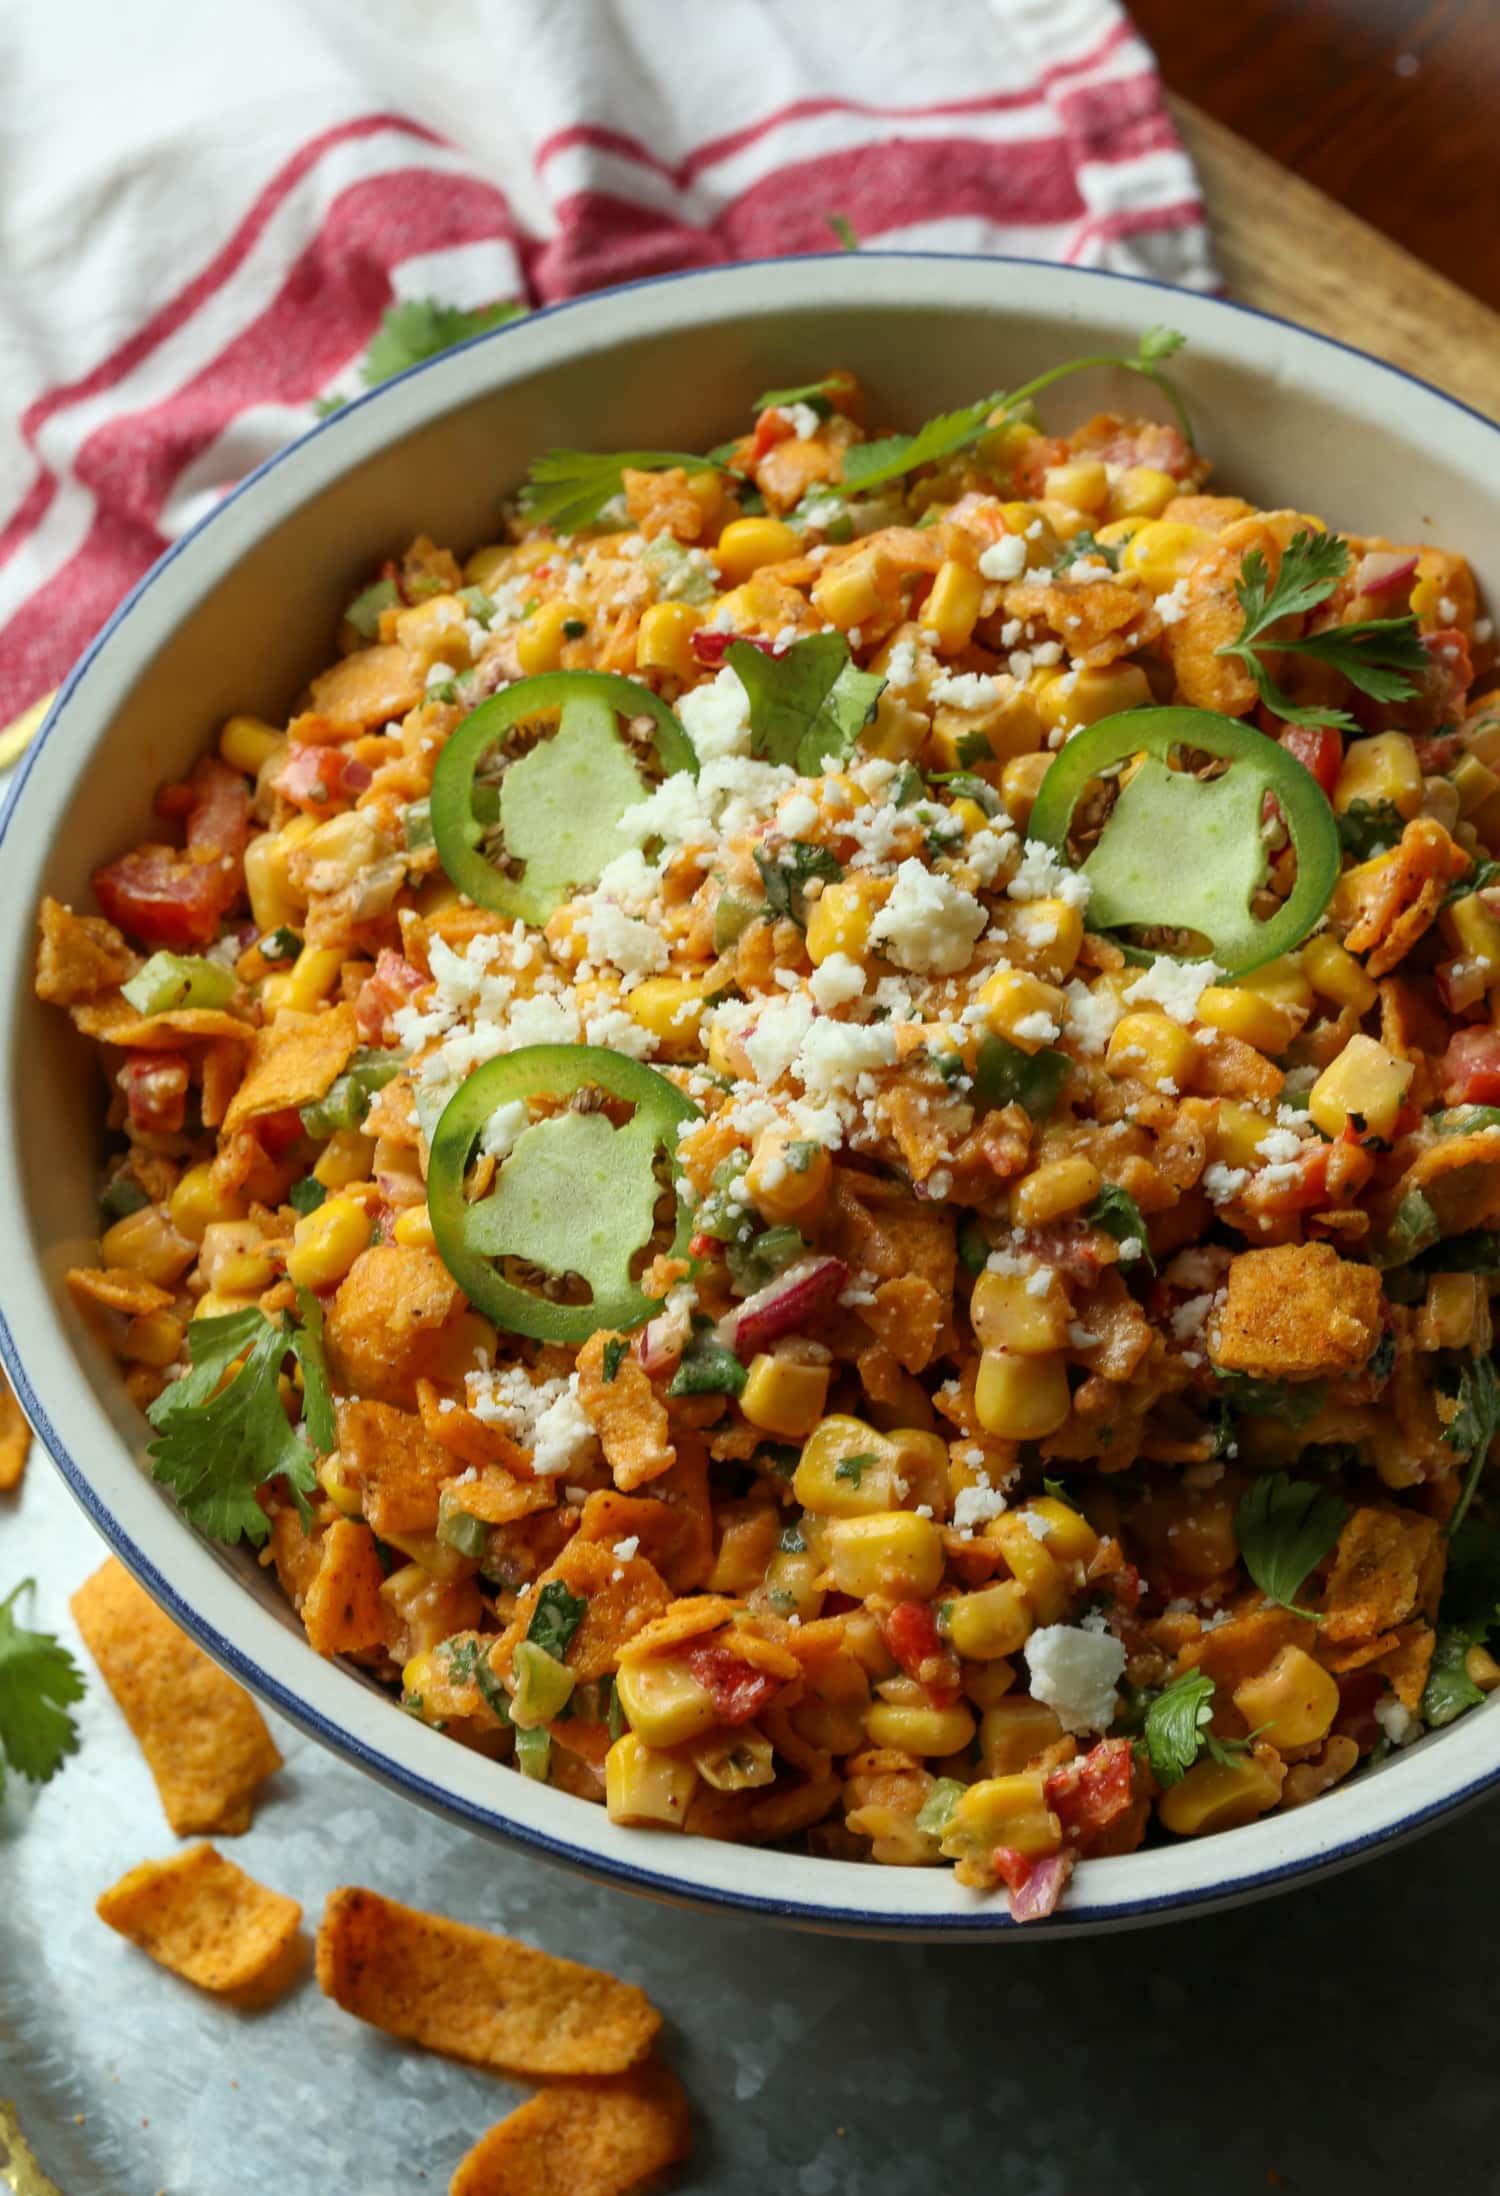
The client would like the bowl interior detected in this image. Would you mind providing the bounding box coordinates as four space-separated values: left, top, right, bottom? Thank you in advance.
6 255 1500 1932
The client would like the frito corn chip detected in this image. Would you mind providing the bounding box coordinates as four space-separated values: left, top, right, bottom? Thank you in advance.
0 1370 30 1491
449 2059 692 2196
315 1887 660 2078
70 1558 282 1834
66 1265 176 1318
615 1594 741 1663
34 895 137 1004
68 994 253 1047
222 1000 359 1133
96 1843 303 2000
495 1541 672 1685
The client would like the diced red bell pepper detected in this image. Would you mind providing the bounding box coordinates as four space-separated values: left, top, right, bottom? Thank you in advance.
682 1639 782 1725
689 629 782 668
881 1601 961 1708
120 1052 191 1136
1442 1026 1500 1106
272 743 369 813
749 409 795 463
1044 1737 1136 1851
355 950 427 1044
1249 1140 1332 1215
255 1106 307 1159
1279 724 1343 800
990 1845 1035 1896
94 758 249 950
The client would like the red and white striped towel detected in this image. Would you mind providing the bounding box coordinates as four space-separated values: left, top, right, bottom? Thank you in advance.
0 0 1215 730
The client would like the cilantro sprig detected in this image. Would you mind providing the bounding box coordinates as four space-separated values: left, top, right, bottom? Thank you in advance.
729 632 886 774
315 298 527 415
518 448 732 534
1442 1350 1500 1538
1233 1474 1350 1621
0 1581 84 1798
753 375 843 414
145 1297 334 1547
1216 530 1429 731
1086 1182 1154 1272
1141 1668 1257 1785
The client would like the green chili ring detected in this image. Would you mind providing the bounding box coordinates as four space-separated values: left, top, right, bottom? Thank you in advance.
1029 705 1341 977
427 1043 699 1343
430 670 697 924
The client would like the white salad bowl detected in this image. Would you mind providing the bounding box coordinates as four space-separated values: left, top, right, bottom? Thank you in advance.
4 252 1500 1938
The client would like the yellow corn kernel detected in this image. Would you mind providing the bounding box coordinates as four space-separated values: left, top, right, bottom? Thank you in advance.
806 875 882 966
462 542 513 591
826 1511 945 1600
515 597 585 675
1023 1495 1099 1565
746 1128 832 1224
923 560 985 654
243 815 316 932
626 974 713 1055
978 1698 1066 1776
998 503 1059 566
1240 952 1315 1015
1095 515 1150 547
1110 466 1178 521
1194 984 1297 1056
1466 1644 1500 1693
1442 892 1500 981
285 1195 373 1291
1038 497 1096 544
614 1653 720 1749
392 1204 436 1252
1453 752 1500 819
970 1267 1071 1356
690 1723 776 1793
755 1545 825 1624
977 417 1040 472
1232 1646 1340 1750
974 1348 1071 1442
193 1290 259 1320
604 1731 698 1829
261 942 343 1015
811 552 883 631
1010 1154 1102 1230
1000 752 1053 830
946 1580 1034 1660
1041 458 1109 515
312 1129 376 1191
1302 932 1378 1015
1210 1100 1274 1172
169 1162 247 1245
1307 1031 1414 1140
635 600 704 681
199 1220 276 1298
705 1018 745 1079
1333 731 1423 822
739 1352 831 1440
862 686 932 763
975 967 1066 1054
990 897 1085 983
120 1309 185 1369
940 1772 1061 1866
218 714 284 776
1121 519 1213 592
394 593 471 675
1106 1009 1200 1090
1418 1272 1484 1354
319 1452 365 1518
1158 1749 1283 1837
985 1512 1070 1624
865 1698 977 1756
715 516 799 584
793 1417 903 1517
950 796 991 840
99 1204 196 1286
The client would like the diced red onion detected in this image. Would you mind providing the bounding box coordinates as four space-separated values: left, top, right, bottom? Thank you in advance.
637 1316 683 1378
341 757 374 791
721 1256 848 1358
1353 551 1419 599
1009 1849 1075 1923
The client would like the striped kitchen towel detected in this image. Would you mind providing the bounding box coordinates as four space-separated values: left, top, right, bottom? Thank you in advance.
0 0 1215 734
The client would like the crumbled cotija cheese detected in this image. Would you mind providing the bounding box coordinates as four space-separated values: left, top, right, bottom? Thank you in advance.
1024 1623 1126 1734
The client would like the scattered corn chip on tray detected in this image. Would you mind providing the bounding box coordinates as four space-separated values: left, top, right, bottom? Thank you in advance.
3 1461 1498 2194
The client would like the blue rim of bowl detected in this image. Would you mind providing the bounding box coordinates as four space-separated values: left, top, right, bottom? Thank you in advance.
4 251 1500 1934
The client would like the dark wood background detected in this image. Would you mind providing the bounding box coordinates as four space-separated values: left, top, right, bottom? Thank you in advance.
1132 0 1500 312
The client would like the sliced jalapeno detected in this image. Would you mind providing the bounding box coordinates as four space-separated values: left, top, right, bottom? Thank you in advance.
1029 705 1341 977
430 671 696 926
427 1044 699 1342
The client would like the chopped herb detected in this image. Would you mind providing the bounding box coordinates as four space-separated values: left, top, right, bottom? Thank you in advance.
972 1035 1071 1121
601 1337 629 1384
561 617 588 639
1053 529 1121 574
259 924 302 963
754 840 844 928
0 1580 84 1798
473 1648 513 1726
929 771 1002 817
1217 530 1428 731
1086 1183 1155 1273
145 1307 324 1546
753 376 842 414
890 761 925 807
955 728 994 767
518 448 731 534
1142 1668 1216 1787
668 1317 748 1398
915 1777 966 1837
98 1174 150 1227
826 213 860 251
1213 1372 1328 1429
729 632 886 774
834 1452 878 1487
785 1139 823 1174
1234 1475 1350 1621
1422 1631 1486 1727
1338 798 1407 861
288 1175 327 1216
1442 1351 1500 1537
527 1580 588 1662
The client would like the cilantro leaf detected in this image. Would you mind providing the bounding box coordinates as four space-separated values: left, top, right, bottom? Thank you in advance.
1234 1475 1350 1620
527 1580 588 1662
1422 1629 1485 1727
1217 530 1427 730
1213 1372 1328 1429
291 1286 337 1458
834 1452 878 1487
1337 798 1406 862
753 376 841 413
1438 1517 1500 1640
362 299 527 388
1054 529 1121 575
146 1309 320 1546
518 448 731 534
0 1580 84 1798
1142 1668 1216 1786
728 633 886 773
1442 1350 1500 1537
754 840 844 927
1138 325 1187 364
288 1175 326 1216
838 394 1004 496
602 1337 629 1383
972 1035 1072 1121
1086 1183 1155 1273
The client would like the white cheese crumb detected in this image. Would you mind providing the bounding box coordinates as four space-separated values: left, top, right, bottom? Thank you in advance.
869 857 986 974
1024 1623 1126 1735
809 952 868 1010
978 534 1028 583
1123 955 1222 1025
